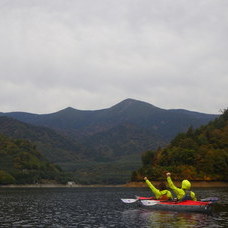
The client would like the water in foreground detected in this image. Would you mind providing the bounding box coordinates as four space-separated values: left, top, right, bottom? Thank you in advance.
0 187 227 227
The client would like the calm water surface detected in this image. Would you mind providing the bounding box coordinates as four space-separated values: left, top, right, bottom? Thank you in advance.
0 187 227 227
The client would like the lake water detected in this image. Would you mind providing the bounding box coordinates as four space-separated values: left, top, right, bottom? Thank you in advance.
0 187 227 227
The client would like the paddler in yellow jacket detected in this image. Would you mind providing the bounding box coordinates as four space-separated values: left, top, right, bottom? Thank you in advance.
144 177 173 200
166 172 197 201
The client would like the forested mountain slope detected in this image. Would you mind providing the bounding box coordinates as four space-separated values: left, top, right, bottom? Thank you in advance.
132 109 228 181
0 134 70 184
0 99 217 141
0 99 219 184
0 117 84 163
0 99 217 161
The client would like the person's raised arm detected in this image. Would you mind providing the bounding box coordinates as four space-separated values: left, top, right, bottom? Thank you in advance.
166 172 178 190
144 177 160 198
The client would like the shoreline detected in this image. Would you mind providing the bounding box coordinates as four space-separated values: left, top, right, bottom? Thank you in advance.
124 181 228 188
0 181 227 188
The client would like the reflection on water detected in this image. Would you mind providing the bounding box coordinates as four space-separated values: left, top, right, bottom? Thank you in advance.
0 187 227 227
122 209 224 228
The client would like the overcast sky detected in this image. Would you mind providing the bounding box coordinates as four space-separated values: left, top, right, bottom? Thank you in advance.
0 0 227 114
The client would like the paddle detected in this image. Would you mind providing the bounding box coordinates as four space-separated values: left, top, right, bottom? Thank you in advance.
140 200 160 206
121 198 139 203
121 196 156 204
121 198 160 206
200 197 219 202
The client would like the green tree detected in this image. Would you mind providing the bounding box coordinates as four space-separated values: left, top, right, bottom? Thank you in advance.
0 170 15 184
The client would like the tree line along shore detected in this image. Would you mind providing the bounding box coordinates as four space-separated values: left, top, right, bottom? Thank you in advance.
0 181 227 188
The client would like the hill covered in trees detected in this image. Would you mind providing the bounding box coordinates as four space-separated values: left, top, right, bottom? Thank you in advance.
132 109 228 181
0 99 218 184
0 98 217 161
0 134 71 185
0 99 217 146
0 116 85 163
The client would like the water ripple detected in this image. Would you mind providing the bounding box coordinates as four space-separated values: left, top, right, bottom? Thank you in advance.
0 187 227 227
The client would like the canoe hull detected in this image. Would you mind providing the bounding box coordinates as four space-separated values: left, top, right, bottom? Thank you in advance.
140 199 213 213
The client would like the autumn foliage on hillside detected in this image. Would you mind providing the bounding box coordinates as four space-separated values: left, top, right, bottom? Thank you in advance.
132 109 228 181
0 135 71 184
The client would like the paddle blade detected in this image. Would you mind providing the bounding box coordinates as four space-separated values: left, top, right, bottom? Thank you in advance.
201 197 219 202
140 200 159 206
121 198 138 204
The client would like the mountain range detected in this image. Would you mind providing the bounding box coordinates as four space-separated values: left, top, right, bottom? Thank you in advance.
0 98 218 183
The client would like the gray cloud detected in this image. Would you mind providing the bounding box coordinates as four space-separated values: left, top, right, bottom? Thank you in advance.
0 0 227 114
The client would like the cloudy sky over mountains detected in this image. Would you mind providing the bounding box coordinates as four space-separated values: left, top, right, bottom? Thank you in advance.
0 0 227 114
